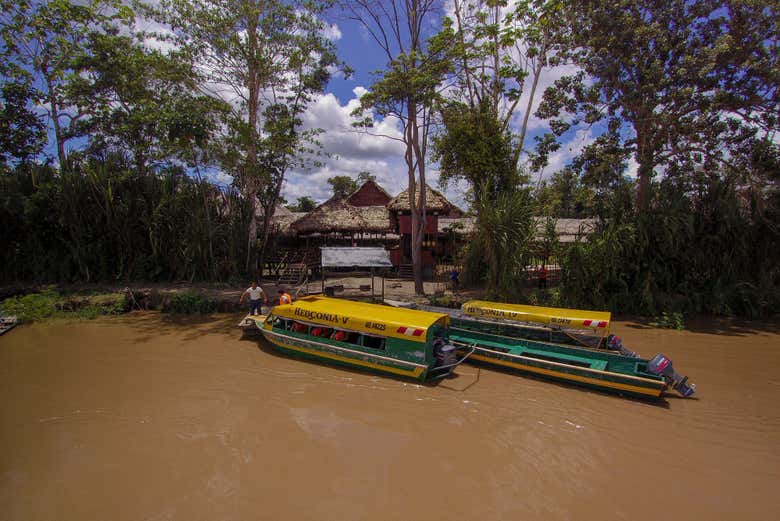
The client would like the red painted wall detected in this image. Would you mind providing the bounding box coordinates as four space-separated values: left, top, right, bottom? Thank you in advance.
347 182 391 206
398 215 438 234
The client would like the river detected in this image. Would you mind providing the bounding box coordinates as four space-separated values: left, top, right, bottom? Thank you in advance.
1 313 778 520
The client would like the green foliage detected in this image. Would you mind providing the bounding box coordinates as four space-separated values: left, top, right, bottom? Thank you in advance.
0 82 46 166
464 188 535 299
535 0 779 210
1 288 58 322
435 99 519 195
0 155 251 283
67 30 229 173
1 288 127 322
0 0 133 166
164 291 216 314
287 196 317 212
557 162 780 317
327 176 358 198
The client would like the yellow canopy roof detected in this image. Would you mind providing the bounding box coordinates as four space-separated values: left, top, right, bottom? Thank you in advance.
273 296 449 342
461 300 611 331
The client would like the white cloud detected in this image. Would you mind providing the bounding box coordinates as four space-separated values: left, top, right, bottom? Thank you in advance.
322 23 342 41
281 88 470 209
625 156 639 179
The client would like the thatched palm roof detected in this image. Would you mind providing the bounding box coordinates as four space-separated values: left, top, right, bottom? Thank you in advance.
387 184 463 215
290 196 392 234
255 205 306 236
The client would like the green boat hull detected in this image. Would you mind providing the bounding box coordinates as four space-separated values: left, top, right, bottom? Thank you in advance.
261 328 430 381
451 330 666 399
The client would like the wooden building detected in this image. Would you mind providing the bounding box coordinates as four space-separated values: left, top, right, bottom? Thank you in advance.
262 179 596 279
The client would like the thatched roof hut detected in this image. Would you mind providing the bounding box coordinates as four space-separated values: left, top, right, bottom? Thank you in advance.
290 196 392 235
387 184 463 216
256 205 305 236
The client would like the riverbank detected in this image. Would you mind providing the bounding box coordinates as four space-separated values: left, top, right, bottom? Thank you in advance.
0 278 482 323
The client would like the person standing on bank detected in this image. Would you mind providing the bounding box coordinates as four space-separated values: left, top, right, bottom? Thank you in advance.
240 281 267 315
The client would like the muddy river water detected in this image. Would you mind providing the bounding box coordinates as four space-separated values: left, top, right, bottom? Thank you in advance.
1 313 779 520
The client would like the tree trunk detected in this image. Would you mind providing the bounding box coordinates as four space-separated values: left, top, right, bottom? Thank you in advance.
406 101 425 295
244 15 261 277
635 126 653 213
44 73 67 170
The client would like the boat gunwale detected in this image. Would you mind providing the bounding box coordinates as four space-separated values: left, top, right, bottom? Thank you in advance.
452 340 664 385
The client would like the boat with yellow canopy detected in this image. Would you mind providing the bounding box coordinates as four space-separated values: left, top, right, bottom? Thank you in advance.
248 296 473 381
385 299 696 398
456 300 618 351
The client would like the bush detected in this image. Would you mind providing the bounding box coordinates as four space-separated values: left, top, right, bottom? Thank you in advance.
1 287 59 322
0 288 127 322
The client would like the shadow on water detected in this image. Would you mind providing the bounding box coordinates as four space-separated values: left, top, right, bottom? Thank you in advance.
116 311 245 344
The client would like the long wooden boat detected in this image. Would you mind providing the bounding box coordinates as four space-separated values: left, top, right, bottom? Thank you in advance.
386 299 696 398
250 296 473 382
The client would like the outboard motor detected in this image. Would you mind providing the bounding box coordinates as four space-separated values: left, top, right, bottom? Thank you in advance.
434 340 458 368
605 334 640 358
647 353 696 397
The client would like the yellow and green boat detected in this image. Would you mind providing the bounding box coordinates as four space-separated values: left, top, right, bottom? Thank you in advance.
452 301 695 399
251 296 473 381
389 299 696 399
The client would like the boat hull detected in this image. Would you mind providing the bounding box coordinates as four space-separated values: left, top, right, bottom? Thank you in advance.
260 327 429 381
463 347 665 398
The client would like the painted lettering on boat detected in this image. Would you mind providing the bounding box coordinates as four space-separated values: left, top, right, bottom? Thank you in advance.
365 321 386 331
465 306 520 320
294 307 347 324
550 317 572 325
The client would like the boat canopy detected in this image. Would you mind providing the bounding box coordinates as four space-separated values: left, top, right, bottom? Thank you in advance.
461 300 611 332
273 296 449 342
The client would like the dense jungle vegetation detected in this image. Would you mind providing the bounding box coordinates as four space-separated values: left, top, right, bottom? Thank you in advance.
1 1 778 317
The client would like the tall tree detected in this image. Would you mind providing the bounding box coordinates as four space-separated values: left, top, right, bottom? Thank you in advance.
327 175 358 198
535 0 779 212
67 30 229 175
346 0 451 294
0 0 131 168
438 0 571 169
152 0 342 275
